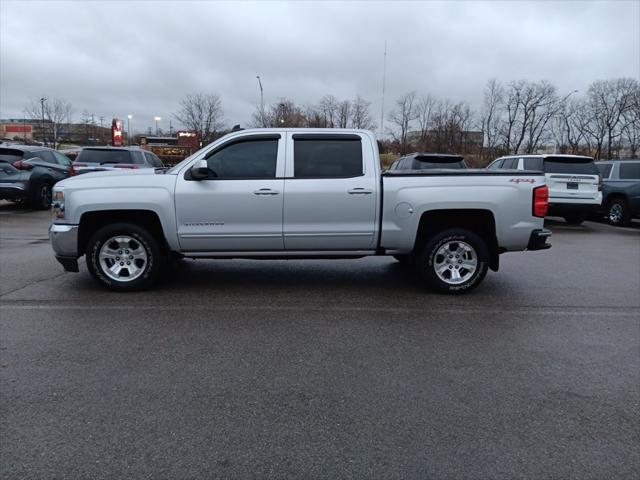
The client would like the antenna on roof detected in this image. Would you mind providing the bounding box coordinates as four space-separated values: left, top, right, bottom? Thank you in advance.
231 124 243 132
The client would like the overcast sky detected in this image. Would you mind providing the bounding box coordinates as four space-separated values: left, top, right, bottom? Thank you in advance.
1 0 638 134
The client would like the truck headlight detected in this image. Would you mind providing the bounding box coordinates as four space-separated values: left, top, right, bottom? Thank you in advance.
52 190 65 220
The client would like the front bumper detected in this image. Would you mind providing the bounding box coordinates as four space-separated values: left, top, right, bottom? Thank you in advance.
527 228 552 251
49 224 79 272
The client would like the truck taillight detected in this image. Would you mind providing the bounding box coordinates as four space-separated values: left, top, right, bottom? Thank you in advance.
533 185 549 218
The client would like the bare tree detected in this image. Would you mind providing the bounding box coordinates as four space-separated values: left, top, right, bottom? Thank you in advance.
430 100 473 153
388 91 417 154
174 93 224 145
350 96 375 130
26 97 73 148
337 100 351 128
497 80 558 154
480 79 504 159
621 88 640 158
415 94 436 150
552 97 591 154
303 104 327 128
319 95 339 127
584 78 638 159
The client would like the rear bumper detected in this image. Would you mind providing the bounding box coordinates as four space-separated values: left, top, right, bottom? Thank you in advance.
0 183 29 200
49 224 79 272
548 202 600 216
527 228 552 251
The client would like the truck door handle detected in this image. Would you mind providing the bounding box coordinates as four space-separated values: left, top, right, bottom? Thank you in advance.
253 188 280 195
348 188 373 195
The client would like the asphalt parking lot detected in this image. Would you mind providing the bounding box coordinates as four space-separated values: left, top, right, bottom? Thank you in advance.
1 201 639 479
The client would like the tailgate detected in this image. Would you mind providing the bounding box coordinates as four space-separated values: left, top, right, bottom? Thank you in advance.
543 157 600 200
546 173 599 199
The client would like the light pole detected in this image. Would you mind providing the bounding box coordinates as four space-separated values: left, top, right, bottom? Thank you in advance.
561 89 579 105
127 115 132 145
154 116 161 136
256 75 265 127
40 97 47 146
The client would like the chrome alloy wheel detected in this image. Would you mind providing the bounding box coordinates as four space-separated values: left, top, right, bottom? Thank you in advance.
433 240 478 285
608 203 623 224
99 236 148 282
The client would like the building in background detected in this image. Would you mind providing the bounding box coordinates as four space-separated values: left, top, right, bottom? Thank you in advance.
0 121 34 142
139 131 199 165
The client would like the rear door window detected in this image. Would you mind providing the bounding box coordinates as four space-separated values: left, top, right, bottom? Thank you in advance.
487 159 504 170
523 158 544 170
293 137 362 178
501 158 517 169
596 163 613 179
33 150 56 163
619 162 640 180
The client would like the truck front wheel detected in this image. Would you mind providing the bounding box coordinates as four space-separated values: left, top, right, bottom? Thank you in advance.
86 223 165 291
417 229 489 294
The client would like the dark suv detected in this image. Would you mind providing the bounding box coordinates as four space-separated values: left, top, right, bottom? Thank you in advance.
596 159 640 226
0 145 72 208
72 147 164 175
389 153 467 170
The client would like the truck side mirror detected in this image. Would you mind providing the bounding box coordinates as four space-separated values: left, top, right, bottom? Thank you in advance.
190 159 217 180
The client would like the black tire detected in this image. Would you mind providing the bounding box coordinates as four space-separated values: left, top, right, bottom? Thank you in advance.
606 198 630 227
563 213 586 225
86 223 165 291
31 182 52 210
416 229 489 294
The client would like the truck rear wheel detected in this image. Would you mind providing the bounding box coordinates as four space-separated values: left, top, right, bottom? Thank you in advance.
417 229 489 294
86 223 165 291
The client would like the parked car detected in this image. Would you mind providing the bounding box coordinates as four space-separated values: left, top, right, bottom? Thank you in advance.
59 147 83 162
50 128 551 293
72 147 164 175
596 159 640 226
388 153 467 171
0 145 72 208
487 154 601 225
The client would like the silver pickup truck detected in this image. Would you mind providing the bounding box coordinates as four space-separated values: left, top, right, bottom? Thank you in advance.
50 129 551 293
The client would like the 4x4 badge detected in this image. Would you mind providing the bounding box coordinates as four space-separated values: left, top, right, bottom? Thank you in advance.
510 178 536 184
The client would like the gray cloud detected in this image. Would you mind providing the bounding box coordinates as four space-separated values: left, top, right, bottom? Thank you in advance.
1 0 638 134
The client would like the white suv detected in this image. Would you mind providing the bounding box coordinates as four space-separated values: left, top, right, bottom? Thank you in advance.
488 154 602 225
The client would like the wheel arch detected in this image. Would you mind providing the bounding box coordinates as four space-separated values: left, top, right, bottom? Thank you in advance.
78 210 168 256
413 209 500 271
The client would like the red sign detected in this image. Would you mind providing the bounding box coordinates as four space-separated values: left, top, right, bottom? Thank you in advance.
5 125 32 133
111 118 123 146
177 130 199 151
